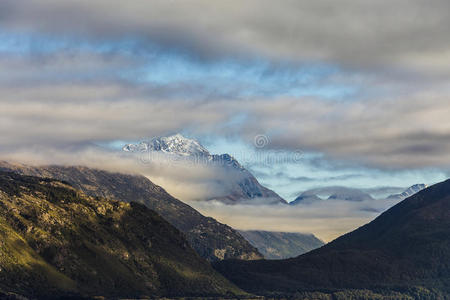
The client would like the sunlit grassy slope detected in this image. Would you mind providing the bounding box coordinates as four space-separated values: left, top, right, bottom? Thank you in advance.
0 171 243 298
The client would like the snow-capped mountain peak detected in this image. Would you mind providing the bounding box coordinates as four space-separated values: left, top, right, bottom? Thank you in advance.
122 133 287 205
123 133 210 157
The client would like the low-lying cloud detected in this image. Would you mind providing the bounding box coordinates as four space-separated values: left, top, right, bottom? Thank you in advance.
0 146 252 202
189 197 403 242
0 143 433 242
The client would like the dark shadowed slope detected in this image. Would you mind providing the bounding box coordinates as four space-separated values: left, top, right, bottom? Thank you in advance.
215 179 450 296
238 230 324 259
0 171 242 298
0 161 262 262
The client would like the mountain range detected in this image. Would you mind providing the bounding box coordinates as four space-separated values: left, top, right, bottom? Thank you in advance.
290 187 374 205
0 161 262 262
215 179 450 297
291 184 427 205
123 134 287 205
0 171 242 299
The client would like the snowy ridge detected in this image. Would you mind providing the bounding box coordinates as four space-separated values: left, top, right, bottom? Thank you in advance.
388 184 427 200
123 134 245 171
123 133 210 156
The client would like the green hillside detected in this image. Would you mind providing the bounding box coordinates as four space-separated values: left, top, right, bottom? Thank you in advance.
0 171 242 298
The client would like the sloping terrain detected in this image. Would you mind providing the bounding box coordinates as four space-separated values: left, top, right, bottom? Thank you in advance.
0 171 242 298
0 161 262 261
239 230 324 259
215 180 450 297
0 217 76 298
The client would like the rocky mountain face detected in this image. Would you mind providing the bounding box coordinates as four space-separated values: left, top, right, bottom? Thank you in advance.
215 179 450 297
238 230 324 259
0 171 242 299
123 134 287 205
0 161 262 262
387 183 427 200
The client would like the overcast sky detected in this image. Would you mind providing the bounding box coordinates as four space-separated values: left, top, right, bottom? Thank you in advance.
1 1 450 237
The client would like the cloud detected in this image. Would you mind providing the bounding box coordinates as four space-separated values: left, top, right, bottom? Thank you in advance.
361 186 406 199
0 143 405 242
256 170 362 185
1 0 450 76
2 80 450 169
238 95 450 169
188 197 403 242
0 145 243 202
0 81 232 149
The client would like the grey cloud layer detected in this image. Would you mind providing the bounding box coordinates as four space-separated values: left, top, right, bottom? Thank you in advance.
0 51 449 168
1 0 450 74
3 88 450 168
245 96 450 168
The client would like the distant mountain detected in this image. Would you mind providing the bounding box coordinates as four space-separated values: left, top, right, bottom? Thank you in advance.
387 183 427 200
0 171 242 298
238 230 324 259
215 179 450 297
0 161 262 262
327 187 374 201
124 134 287 205
289 192 322 205
290 186 373 205
291 184 427 206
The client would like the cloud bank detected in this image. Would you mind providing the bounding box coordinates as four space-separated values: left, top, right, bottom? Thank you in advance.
189 197 403 242
1 0 449 74
3 91 450 169
1 147 403 242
